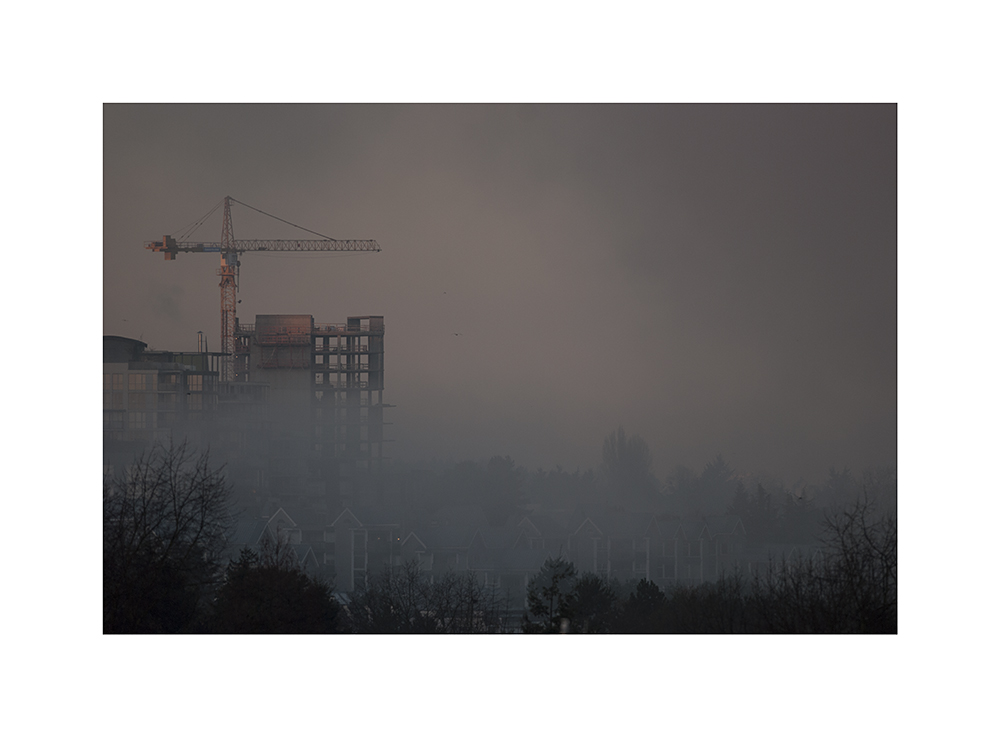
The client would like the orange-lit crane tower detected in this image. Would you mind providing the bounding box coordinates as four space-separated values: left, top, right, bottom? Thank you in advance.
146 196 381 381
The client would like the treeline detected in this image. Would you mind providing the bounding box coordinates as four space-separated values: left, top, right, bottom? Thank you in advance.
318 490 897 634
103 444 502 634
388 429 894 536
520 493 896 633
104 441 895 634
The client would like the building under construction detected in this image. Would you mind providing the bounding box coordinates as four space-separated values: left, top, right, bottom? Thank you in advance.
235 313 386 481
120 197 388 509
103 313 388 510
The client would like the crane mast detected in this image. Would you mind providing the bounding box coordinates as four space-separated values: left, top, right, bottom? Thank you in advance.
146 195 381 382
219 197 237 382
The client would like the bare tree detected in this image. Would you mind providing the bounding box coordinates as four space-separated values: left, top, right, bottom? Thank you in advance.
103 442 232 633
817 489 897 632
747 491 897 633
346 560 510 633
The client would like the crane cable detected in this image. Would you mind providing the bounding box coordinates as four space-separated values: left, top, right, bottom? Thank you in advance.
173 198 225 240
229 197 337 240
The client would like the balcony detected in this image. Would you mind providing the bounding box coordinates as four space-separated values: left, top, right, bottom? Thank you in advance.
314 322 385 336
256 333 311 346
312 344 371 354
314 380 372 391
314 362 370 372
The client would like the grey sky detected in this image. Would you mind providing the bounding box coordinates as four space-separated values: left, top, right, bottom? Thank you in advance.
104 104 896 483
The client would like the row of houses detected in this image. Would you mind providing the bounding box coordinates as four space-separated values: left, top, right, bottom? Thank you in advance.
226 503 819 606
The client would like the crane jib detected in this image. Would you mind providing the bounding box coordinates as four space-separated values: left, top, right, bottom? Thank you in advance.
145 239 381 253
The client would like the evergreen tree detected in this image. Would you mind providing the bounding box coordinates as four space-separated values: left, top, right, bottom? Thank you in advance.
523 557 579 633
210 536 343 634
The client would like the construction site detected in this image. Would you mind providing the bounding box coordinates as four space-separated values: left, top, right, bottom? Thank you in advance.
103 197 388 514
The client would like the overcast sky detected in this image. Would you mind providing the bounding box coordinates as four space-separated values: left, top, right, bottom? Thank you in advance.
104 104 896 483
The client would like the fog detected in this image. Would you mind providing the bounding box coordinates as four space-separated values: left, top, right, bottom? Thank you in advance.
104 104 896 483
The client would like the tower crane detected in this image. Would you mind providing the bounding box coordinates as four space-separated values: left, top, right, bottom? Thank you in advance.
146 195 380 382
